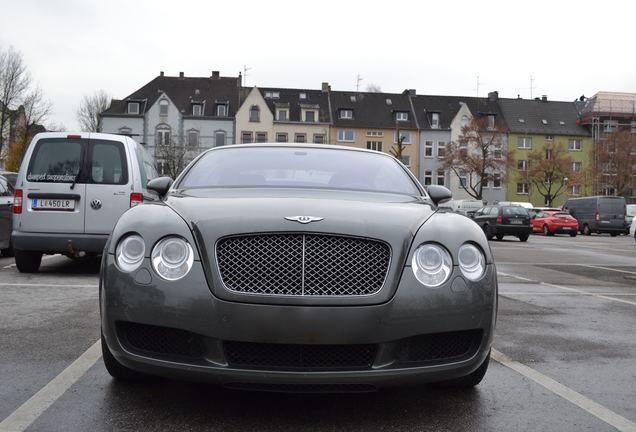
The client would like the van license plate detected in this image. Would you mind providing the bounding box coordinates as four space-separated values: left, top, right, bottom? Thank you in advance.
32 199 75 211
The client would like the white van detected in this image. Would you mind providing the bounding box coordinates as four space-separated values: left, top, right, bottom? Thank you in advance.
440 199 485 217
12 132 158 272
497 201 534 210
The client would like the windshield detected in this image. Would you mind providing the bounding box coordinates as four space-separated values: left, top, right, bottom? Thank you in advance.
178 147 421 195
553 213 574 219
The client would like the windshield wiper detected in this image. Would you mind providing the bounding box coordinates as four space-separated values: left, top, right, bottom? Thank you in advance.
70 172 80 190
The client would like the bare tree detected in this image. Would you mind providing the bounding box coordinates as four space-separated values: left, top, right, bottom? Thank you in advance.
525 141 579 207
591 129 636 197
22 86 52 128
154 142 190 179
443 117 509 200
0 46 31 156
77 90 111 132
366 83 382 93
390 122 408 165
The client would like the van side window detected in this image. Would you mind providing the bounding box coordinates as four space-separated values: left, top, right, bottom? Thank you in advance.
27 140 82 183
90 141 128 185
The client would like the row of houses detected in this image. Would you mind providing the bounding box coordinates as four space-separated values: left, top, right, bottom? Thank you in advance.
99 71 636 206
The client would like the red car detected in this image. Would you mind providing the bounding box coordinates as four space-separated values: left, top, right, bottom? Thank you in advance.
531 211 579 237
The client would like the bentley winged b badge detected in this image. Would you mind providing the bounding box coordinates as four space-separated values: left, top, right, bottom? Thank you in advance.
284 216 324 224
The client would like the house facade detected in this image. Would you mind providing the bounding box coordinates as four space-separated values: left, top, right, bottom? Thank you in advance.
499 97 593 207
234 84 331 145
328 90 420 178
100 71 240 175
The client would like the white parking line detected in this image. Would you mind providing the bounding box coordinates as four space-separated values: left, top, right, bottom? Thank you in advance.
576 264 636 276
0 283 98 288
500 292 636 296
0 339 102 432
492 349 636 432
2 254 61 269
497 272 636 307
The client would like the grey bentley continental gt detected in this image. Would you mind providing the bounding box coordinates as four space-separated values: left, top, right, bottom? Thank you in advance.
100 144 497 391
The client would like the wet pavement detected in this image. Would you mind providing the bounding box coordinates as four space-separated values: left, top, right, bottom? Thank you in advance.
0 234 634 431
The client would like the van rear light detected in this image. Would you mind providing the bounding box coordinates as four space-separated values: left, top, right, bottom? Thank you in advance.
496 215 503 224
13 189 23 214
130 192 143 207
595 212 600 222
67 134 82 139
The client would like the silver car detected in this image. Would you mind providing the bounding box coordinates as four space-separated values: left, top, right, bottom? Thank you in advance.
12 132 157 272
101 144 497 391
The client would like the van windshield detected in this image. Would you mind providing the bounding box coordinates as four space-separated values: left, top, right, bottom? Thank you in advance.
27 139 82 183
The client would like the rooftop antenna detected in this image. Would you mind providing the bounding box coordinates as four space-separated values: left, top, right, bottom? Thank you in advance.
528 75 536 99
474 75 480 97
243 65 252 86
356 74 363 92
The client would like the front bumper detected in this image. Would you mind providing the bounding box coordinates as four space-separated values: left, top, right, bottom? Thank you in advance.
100 256 497 388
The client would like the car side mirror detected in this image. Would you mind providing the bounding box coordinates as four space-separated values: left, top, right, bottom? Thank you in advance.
426 185 452 206
147 176 173 198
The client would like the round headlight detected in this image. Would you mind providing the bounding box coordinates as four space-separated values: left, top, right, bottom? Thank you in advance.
116 234 145 272
458 243 486 281
412 243 452 287
151 237 194 281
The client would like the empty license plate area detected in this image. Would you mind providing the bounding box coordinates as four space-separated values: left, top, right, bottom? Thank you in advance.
32 198 75 211
509 219 523 225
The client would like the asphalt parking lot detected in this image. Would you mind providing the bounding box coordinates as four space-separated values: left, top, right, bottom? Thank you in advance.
0 234 635 432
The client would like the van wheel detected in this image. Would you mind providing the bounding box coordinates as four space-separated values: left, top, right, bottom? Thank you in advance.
483 224 494 240
14 250 42 273
610 233 618 237
496 234 504 241
583 224 591 236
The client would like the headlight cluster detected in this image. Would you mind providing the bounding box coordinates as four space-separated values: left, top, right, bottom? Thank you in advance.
115 234 194 281
411 242 486 287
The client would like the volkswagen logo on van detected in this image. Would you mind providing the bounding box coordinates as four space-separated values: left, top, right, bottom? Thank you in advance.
90 199 102 210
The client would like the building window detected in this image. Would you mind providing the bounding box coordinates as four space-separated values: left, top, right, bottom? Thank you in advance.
249 105 260 122
400 156 411 167
437 141 446 158
431 113 440 129
518 137 532 149
493 173 501 188
294 133 306 143
338 130 354 142
276 109 288 121
493 145 502 160
459 171 468 188
159 100 168 116
517 182 529 194
437 170 445 186
192 104 202 116
424 141 433 157
313 134 324 144
299 93 307 100
395 131 411 144
396 112 408 122
603 120 618 133
156 127 170 146
187 130 199 147
366 141 383 152
127 102 139 114
568 139 581 151
517 160 527 171
366 131 383 137
631 121 636 134
340 109 353 119
545 148 553 160
276 133 288 143
215 131 226 147
571 184 581 195
488 115 496 130
304 110 316 122
241 131 253 144
461 115 469 128
572 161 582 172
216 104 228 117
264 91 280 99
423 170 432 185
255 132 267 143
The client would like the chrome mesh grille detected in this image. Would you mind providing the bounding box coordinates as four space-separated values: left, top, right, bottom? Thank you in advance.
216 234 391 296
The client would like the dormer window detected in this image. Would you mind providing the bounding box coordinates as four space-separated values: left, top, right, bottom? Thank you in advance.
276 109 288 121
192 104 202 116
216 104 228 117
518 118 525 123
127 102 139 114
339 109 353 119
350 95 356 103
541 119 548 125
385 98 392 106
249 105 260 122
264 91 280 99
304 110 316 122
299 93 307 100
431 112 440 129
159 100 168 116
396 112 408 122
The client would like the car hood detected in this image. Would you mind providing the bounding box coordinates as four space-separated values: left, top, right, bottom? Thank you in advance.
166 188 434 245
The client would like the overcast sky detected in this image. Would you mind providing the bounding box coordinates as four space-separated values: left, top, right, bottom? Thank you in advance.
1 0 635 130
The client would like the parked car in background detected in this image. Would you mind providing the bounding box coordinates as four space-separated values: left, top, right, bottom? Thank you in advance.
473 205 532 242
0 170 18 188
625 204 636 235
439 199 485 217
531 211 579 237
101 144 496 389
497 201 534 210
563 196 627 236
11 132 158 272
0 174 15 256
529 207 561 218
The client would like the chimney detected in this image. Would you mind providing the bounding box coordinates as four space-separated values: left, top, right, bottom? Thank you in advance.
541 95 548 102
179 72 184 79
238 72 242 87
160 71 164 77
321 82 330 92
488 91 499 101
211 71 220 79
403 89 416 96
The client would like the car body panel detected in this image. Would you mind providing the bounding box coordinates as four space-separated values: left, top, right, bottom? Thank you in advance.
531 211 579 235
